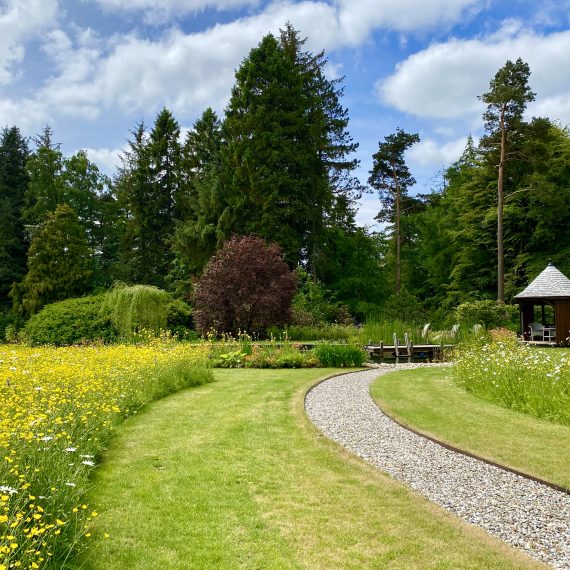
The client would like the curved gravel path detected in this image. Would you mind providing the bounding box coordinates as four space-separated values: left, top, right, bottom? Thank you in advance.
305 366 570 569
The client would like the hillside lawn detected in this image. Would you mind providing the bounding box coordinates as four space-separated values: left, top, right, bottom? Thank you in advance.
84 368 544 569
370 366 570 490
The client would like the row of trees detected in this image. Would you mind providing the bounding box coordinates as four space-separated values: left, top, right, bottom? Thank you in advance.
1 21 570 328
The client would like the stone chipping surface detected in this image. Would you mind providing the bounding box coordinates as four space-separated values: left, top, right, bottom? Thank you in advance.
305 366 570 569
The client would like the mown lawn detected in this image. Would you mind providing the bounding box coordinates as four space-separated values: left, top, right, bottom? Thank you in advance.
371 366 570 489
84 368 543 569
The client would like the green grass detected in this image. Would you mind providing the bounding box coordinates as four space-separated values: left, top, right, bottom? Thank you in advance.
84 369 543 569
370 366 570 489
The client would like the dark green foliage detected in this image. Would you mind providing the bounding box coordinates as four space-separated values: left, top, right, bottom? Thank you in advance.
454 300 518 329
24 126 66 225
219 26 360 270
312 342 367 367
20 204 93 315
166 298 196 338
117 109 183 288
21 295 116 346
0 126 29 305
170 108 225 285
290 268 352 326
194 235 297 335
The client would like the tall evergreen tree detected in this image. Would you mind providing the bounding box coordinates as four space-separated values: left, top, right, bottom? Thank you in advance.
368 128 420 295
220 27 361 272
117 109 182 288
171 108 224 287
0 126 29 305
479 58 535 301
24 126 65 226
20 204 93 315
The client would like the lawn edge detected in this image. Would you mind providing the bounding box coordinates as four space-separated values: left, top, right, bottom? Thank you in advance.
298 368 547 569
370 368 570 495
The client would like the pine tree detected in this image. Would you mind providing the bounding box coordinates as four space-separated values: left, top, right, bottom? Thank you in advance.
170 108 224 286
117 109 183 288
368 128 420 295
20 204 93 315
0 126 29 305
479 58 535 301
219 27 361 273
24 126 65 226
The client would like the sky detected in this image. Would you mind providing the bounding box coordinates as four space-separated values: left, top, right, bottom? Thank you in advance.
1 0 570 228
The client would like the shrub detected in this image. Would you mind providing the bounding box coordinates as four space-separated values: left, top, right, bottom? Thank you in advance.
21 295 116 346
454 300 518 329
194 235 297 335
103 283 170 340
312 342 367 367
291 268 354 326
167 298 196 338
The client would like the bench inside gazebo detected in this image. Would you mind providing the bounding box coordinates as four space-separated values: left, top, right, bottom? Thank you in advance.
513 262 570 345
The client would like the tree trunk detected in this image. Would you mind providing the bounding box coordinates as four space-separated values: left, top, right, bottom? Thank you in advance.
395 173 401 296
497 106 506 302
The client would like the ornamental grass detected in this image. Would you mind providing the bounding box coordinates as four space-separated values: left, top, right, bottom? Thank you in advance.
0 342 212 570
453 329 570 425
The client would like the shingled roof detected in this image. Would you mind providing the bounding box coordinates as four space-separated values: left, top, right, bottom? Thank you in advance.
513 262 570 300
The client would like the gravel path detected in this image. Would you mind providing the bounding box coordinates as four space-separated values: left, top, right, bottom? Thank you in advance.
305 366 570 569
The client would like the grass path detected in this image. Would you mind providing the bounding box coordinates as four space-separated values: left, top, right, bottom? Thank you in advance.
85 369 542 569
370 367 570 489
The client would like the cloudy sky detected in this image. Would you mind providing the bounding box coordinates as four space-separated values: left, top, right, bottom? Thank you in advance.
2 0 570 227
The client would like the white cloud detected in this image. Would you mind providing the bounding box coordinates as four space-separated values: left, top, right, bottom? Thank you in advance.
407 136 470 168
335 0 482 43
83 145 125 174
379 26 570 124
34 0 486 123
0 0 59 85
87 0 260 24
0 98 50 133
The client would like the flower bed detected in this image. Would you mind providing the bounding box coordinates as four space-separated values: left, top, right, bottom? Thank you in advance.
0 342 212 569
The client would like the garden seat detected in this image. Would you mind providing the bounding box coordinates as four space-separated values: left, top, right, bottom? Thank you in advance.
529 322 544 341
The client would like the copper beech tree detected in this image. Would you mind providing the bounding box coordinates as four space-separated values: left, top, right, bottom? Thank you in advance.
193 235 297 335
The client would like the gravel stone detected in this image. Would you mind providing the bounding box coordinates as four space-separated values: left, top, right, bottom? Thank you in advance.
305 366 570 569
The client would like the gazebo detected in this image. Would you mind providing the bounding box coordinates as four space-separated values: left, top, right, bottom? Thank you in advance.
513 262 570 344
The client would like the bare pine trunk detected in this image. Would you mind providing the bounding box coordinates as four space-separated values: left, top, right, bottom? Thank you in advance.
497 106 506 302
395 179 401 296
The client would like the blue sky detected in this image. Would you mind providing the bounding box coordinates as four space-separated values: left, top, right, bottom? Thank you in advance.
1 0 570 227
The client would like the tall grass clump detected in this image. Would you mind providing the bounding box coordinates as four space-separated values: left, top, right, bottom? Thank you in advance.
276 324 355 341
454 329 570 425
0 342 212 569
359 319 424 345
312 342 367 367
102 283 170 340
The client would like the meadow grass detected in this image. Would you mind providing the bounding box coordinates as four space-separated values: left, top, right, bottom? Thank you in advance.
371 367 570 489
85 369 542 569
453 332 570 425
0 342 212 570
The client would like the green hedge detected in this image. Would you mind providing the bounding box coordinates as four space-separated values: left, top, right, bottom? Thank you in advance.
21 295 117 346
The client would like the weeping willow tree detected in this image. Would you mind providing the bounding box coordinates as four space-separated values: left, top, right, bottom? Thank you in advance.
103 283 170 339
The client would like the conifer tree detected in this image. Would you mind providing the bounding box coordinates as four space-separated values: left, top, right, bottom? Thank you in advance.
20 204 93 315
369 128 420 295
170 108 224 286
0 126 29 305
479 58 535 302
117 109 182 288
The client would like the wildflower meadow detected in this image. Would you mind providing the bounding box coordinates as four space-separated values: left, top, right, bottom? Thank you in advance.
454 330 570 425
0 342 212 570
